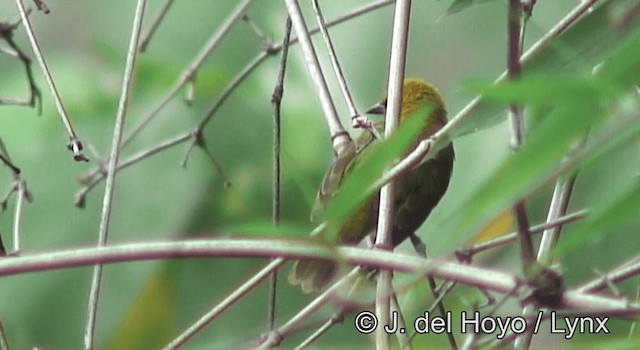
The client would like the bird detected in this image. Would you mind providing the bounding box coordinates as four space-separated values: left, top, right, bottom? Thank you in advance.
288 78 455 293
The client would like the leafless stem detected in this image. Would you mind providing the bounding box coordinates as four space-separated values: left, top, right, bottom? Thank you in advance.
505 2 537 349
138 0 175 52
78 0 254 186
374 1 412 347
266 16 292 333
457 209 588 258
77 0 394 201
258 268 362 349
84 2 146 348
0 139 32 255
75 132 192 208
294 311 343 350
162 258 286 350
32 0 49 13
284 0 351 156
0 321 9 350
536 134 590 265
310 0 362 126
0 239 636 315
433 0 599 148
0 154 20 178
15 0 88 161
578 256 640 293
11 179 28 253
0 16 42 114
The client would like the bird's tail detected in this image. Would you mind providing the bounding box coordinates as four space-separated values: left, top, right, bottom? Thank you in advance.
288 259 337 294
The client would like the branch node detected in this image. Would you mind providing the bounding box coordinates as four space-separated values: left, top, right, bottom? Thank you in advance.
67 139 89 162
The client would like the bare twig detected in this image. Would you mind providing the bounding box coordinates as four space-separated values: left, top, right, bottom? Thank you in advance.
84 1 146 348
0 13 42 114
0 239 636 315
0 139 33 255
432 0 599 154
266 16 292 333
294 311 344 350
0 321 9 350
75 132 192 207
258 268 363 349
162 258 286 350
15 0 87 161
284 0 351 156
578 256 640 293
456 210 588 259
76 0 395 202
138 0 175 52
374 1 412 348
505 2 537 349
78 0 255 187
32 0 50 14
310 0 363 127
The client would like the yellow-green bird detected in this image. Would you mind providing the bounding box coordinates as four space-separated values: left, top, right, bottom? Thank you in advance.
288 78 455 293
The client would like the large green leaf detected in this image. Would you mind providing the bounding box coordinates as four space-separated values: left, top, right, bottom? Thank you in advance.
453 0 640 137
557 179 640 255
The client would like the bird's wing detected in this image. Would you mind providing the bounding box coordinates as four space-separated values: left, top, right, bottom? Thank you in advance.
310 128 379 223
310 142 356 222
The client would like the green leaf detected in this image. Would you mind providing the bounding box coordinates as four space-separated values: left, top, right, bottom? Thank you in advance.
557 177 640 256
467 75 613 105
454 0 640 137
448 71 640 245
598 26 640 88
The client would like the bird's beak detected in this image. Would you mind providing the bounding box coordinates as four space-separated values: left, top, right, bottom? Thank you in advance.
366 101 386 115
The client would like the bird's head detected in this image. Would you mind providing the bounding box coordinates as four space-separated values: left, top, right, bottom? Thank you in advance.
366 78 448 137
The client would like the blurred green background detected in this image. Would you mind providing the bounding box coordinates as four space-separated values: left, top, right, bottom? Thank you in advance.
0 0 638 349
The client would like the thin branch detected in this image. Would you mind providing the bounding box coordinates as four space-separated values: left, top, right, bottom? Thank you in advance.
0 139 33 255
456 209 588 259
162 258 286 350
506 0 536 275
0 321 9 350
505 2 537 349
391 295 413 349
0 239 636 315
409 235 458 350
294 312 343 350
138 0 175 52
284 0 351 156
163 220 318 349
578 256 640 293
374 1 412 348
0 153 20 177
0 14 42 114
310 0 363 127
32 0 50 14
11 180 28 253
258 268 363 349
266 16 292 333
78 0 255 186
432 0 599 154
535 134 590 266
84 2 146 348
14 0 88 161
76 0 395 201
74 132 192 208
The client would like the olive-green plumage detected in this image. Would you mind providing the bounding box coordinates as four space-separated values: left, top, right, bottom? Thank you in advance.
289 78 455 293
